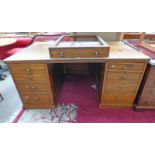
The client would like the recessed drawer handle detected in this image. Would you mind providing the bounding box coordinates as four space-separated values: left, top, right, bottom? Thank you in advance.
60 52 64 57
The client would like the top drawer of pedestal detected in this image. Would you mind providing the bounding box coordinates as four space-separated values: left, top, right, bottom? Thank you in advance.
107 62 146 72
8 63 47 73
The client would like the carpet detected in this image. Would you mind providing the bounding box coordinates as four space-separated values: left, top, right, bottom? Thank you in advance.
124 39 155 59
15 74 155 123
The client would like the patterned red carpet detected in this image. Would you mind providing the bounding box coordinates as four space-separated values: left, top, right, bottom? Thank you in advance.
15 74 155 123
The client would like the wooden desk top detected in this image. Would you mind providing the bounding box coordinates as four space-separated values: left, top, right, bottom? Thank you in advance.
0 38 16 47
4 41 150 63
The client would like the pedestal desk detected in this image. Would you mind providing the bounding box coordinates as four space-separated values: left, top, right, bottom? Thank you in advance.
4 39 150 109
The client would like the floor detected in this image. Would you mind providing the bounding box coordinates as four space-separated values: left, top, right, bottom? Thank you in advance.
0 71 22 123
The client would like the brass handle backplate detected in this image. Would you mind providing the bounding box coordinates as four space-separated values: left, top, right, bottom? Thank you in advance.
26 67 31 73
94 51 99 56
60 52 64 57
28 75 33 79
111 64 115 68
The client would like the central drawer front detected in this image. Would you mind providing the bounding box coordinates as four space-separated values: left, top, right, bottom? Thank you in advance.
50 48 109 58
21 94 53 108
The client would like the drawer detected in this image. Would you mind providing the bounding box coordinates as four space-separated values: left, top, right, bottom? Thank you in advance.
16 82 51 93
103 93 135 105
13 73 49 82
107 63 145 71
21 94 54 108
50 48 109 58
104 81 138 93
9 63 47 73
106 71 142 81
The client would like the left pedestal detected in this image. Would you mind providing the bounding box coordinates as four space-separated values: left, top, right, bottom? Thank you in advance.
8 63 55 109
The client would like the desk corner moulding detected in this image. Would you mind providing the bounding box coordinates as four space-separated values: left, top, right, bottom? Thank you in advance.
3 35 151 109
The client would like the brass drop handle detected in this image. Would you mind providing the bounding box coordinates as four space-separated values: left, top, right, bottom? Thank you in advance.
118 85 122 89
123 66 128 70
25 85 29 88
111 64 115 68
26 68 31 73
120 73 126 80
31 86 36 90
25 96 29 100
28 75 33 79
33 97 39 102
95 51 99 56
116 96 120 101
60 51 64 57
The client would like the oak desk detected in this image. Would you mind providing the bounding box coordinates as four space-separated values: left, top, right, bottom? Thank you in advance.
4 41 150 109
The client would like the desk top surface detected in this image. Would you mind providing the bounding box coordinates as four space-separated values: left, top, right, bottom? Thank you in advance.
4 41 150 63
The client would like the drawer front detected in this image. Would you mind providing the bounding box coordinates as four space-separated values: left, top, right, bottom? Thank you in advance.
104 81 138 93
107 63 145 71
9 63 47 73
21 94 54 107
16 82 51 93
103 94 135 105
50 48 109 58
13 73 49 82
106 71 142 81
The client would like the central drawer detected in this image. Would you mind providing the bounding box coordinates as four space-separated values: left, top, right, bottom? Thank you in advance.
50 48 109 58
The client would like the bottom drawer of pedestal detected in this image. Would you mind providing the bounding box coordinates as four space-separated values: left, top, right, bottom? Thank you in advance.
21 94 54 108
102 94 135 105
